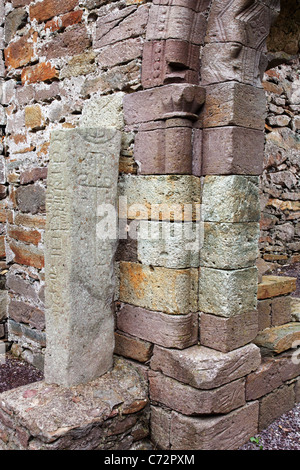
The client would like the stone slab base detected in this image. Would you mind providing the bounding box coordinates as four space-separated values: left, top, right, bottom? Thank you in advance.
0 358 149 450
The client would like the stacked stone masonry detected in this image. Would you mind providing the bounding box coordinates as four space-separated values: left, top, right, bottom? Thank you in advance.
0 0 299 451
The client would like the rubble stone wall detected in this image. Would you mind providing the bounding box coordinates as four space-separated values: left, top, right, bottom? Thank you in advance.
260 59 300 265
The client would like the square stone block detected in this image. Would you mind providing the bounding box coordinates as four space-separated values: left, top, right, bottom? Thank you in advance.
200 222 260 269
202 126 265 175
200 82 266 130
199 266 258 317
200 311 258 352
201 175 260 222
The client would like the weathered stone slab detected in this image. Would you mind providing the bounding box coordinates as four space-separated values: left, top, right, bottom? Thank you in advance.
201 42 266 87
80 92 125 130
119 262 198 314
201 175 260 222
117 304 198 349
149 371 245 415
95 4 150 49
169 402 259 450
257 275 297 300
45 128 121 387
291 298 300 322
114 331 153 363
200 82 266 130
200 222 260 269
137 220 201 269
151 343 261 389
202 127 265 175
200 311 258 353
0 358 149 450
254 323 300 354
118 174 201 222
199 266 258 317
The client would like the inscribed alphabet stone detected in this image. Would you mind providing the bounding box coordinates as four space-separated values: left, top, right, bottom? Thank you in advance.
45 128 121 387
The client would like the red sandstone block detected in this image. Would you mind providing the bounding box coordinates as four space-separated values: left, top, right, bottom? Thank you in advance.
117 304 198 349
151 343 261 390
124 84 205 125
20 168 48 185
8 226 41 246
200 311 258 353
95 4 149 49
202 127 265 175
199 82 266 130
9 240 44 270
166 402 259 450
146 3 207 46
4 32 37 69
259 383 295 431
134 120 193 175
44 9 83 32
21 62 59 85
142 40 200 89
29 0 78 22
271 295 292 326
39 24 91 60
149 371 245 416
114 331 153 363
246 352 300 401
257 299 271 332
8 299 45 330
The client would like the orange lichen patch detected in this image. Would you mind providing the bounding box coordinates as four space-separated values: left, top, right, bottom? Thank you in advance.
4 31 37 69
8 227 42 246
44 9 83 32
120 261 148 300
267 198 300 212
9 240 44 269
37 142 50 158
14 213 46 230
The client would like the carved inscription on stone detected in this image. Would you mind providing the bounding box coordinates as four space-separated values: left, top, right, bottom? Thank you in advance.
45 128 121 387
